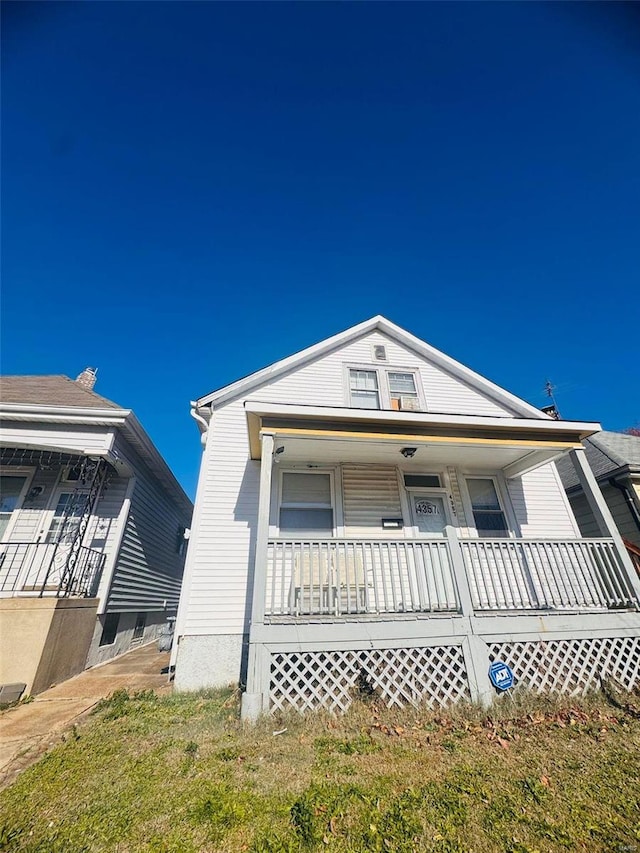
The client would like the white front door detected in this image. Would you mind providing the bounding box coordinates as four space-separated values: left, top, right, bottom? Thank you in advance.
409 491 450 537
407 490 457 608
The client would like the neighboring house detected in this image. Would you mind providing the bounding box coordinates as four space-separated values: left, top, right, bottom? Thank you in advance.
557 430 640 552
173 317 640 718
0 369 193 696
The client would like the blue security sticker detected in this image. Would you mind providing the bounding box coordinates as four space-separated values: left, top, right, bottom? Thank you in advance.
489 661 514 691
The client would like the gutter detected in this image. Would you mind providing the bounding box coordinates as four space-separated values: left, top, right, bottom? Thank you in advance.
609 476 640 534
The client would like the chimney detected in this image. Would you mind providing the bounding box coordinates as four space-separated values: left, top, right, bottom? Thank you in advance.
76 367 98 391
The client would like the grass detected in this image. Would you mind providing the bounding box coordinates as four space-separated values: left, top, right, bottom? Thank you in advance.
1 687 639 852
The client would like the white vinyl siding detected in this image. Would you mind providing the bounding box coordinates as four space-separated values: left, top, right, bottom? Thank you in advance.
0 424 113 453
177 401 259 635
506 463 579 538
446 467 470 537
244 331 516 416
341 465 404 537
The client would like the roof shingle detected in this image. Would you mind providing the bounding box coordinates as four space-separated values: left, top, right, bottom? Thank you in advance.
0 376 124 410
557 430 640 491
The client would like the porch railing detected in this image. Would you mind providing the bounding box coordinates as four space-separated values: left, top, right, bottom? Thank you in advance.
0 542 106 598
461 538 638 611
265 538 459 617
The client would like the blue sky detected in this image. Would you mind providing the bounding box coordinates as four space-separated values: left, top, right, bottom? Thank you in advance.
2 2 639 498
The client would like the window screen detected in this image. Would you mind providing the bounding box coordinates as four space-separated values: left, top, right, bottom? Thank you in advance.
280 473 333 535
388 372 417 398
349 370 380 409
467 478 508 538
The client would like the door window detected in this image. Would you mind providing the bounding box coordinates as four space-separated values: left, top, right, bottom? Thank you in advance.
45 491 90 544
0 475 27 540
410 493 448 537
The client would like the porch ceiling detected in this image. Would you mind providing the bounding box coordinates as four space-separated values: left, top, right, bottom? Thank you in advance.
266 434 568 475
245 402 600 477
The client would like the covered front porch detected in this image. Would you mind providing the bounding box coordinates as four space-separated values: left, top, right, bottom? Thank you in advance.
241 404 640 717
0 447 116 599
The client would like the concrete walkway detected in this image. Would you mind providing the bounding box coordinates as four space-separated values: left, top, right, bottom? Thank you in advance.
0 644 171 788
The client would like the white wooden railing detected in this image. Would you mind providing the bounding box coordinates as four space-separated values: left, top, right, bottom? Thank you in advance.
461 538 638 611
264 536 639 619
265 538 459 617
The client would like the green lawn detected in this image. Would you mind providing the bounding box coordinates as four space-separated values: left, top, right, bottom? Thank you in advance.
1 687 639 853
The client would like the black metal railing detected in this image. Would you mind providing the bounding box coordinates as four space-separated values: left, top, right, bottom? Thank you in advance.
0 542 105 598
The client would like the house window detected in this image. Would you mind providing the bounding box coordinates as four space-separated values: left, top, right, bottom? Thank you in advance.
99 613 120 646
404 474 441 488
0 475 27 540
466 478 509 537
349 370 380 409
45 491 90 544
347 366 423 411
279 472 333 535
388 372 418 410
132 613 146 641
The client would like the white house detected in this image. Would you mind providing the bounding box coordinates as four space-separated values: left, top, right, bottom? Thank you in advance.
0 370 193 696
172 318 640 718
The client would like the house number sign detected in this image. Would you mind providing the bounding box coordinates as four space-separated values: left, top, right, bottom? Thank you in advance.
415 500 440 515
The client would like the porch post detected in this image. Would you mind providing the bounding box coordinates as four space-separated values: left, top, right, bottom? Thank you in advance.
445 525 494 707
568 447 640 603
445 525 474 616
241 431 275 721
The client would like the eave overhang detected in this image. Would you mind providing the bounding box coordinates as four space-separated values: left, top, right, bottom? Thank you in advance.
0 404 192 514
245 402 601 477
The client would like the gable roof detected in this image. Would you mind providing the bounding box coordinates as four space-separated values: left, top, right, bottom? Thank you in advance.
195 315 549 419
0 375 123 411
556 431 640 491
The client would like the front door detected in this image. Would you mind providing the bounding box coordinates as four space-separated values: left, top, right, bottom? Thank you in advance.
407 490 456 609
409 491 450 537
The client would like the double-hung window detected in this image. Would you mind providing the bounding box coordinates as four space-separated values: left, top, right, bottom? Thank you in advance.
388 372 418 410
279 472 334 536
349 370 380 409
348 367 422 410
466 478 509 538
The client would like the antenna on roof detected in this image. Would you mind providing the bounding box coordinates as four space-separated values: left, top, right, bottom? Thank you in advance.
541 379 560 420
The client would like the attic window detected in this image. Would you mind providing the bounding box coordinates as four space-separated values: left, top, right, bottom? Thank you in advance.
372 345 387 362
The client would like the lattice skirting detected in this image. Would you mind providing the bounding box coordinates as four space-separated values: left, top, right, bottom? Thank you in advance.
269 645 470 713
488 637 640 695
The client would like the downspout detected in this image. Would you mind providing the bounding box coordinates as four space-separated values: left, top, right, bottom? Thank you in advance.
190 401 211 447
608 477 640 534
